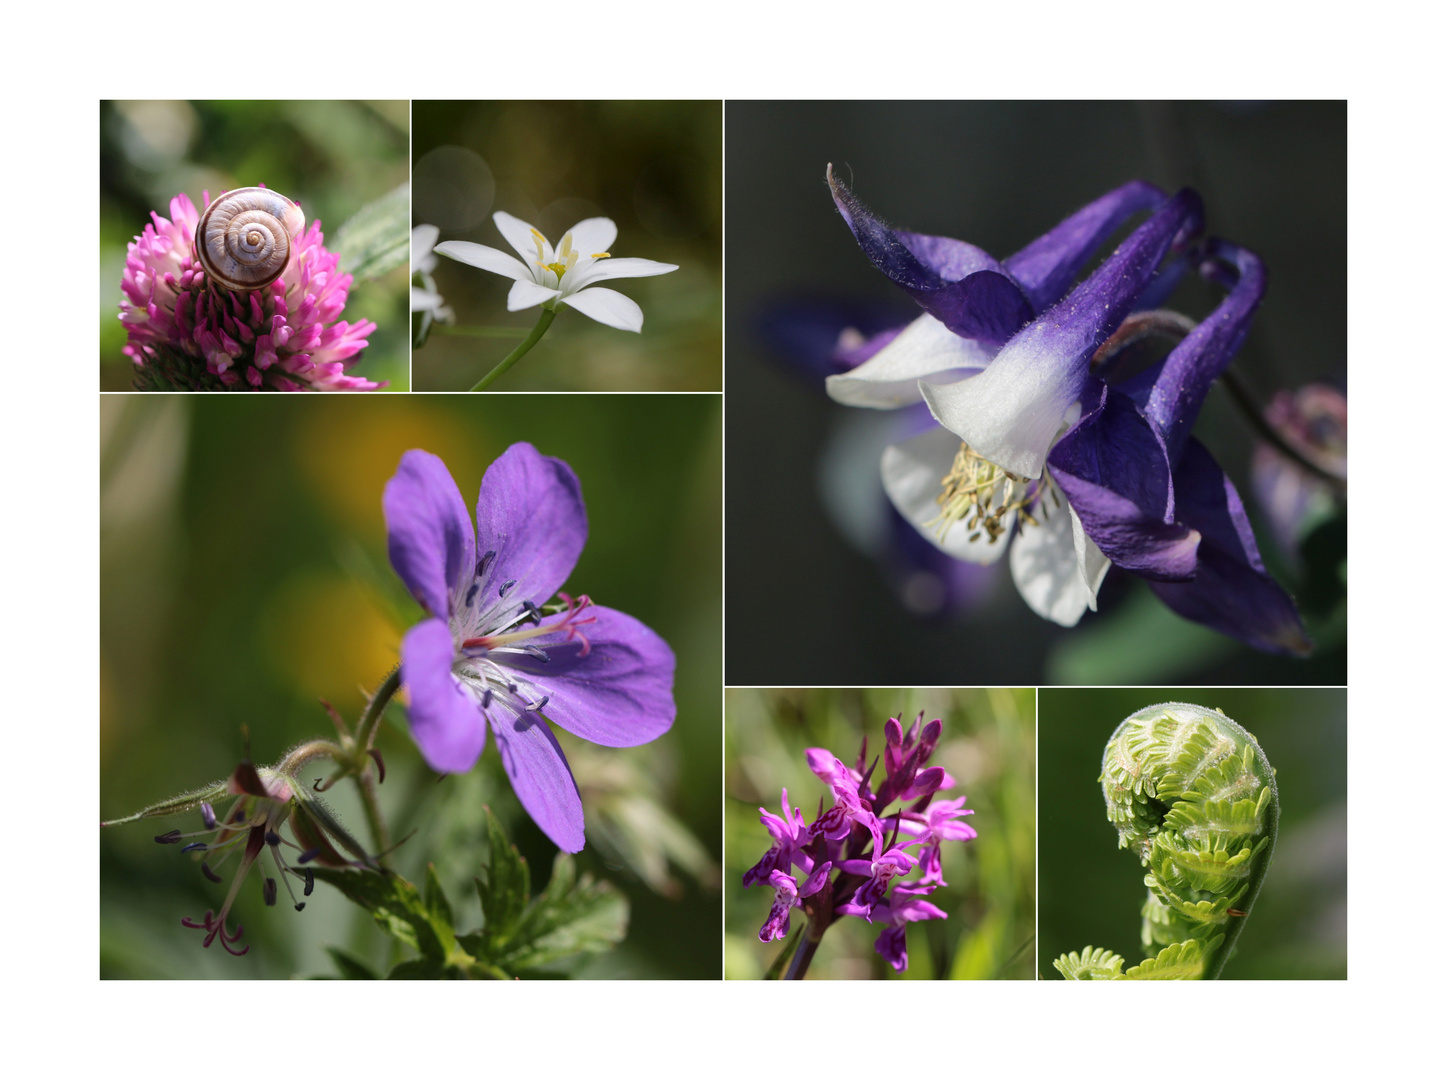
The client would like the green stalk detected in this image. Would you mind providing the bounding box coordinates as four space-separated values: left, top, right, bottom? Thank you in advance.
355 667 401 755
469 308 556 391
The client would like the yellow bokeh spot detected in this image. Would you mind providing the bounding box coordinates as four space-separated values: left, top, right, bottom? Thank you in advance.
261 571 400 707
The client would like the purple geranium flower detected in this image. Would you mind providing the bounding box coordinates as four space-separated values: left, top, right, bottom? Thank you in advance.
383 443 676 852
825 172 1309 653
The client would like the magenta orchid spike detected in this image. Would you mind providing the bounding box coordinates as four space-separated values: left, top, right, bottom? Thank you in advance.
744 712 976 977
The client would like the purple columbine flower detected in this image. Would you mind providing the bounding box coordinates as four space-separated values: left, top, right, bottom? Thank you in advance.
119 189 380 390
825 171 1310 654
383 443 676 852
745 712 977 974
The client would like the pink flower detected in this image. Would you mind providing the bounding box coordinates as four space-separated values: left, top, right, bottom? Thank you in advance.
119 190 382 391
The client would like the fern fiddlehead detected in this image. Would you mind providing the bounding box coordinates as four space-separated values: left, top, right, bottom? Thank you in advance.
1054 702 1279 980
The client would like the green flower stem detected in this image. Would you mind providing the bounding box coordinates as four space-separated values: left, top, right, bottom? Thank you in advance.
350 666 402 866
433 324 531 338
784 927 824 981
356 769 393 870
469 307 556 391
355 667 401 757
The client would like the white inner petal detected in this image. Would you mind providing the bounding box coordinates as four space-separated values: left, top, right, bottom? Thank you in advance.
826 314 995 409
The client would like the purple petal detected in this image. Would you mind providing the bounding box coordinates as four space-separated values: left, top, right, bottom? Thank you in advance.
500 605 676 748
1003 180 1168 312
384 450 476 618
401 619 487 773
1144 241 1267 462
474 443 587 604
1148 439 1312 656
488 708 586 852
924 188 1204 479
1050 381 1200 580
827 166 1032 343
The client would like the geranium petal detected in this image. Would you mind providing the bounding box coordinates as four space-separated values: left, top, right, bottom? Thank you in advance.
1009 496 1104 626
560 287 644 332
384 449 475 618
563 217 617 259
493 605 675 748
1148 439 1312 655
507 279 560 311
493 210 549 265
922 188 1204 479
881 424 1013 564
474 442 587 606
434 240 535 283
401 619 488 773
488 707 585 852
1003 181 1167 311
1050 381 1200 580
826 314 994 408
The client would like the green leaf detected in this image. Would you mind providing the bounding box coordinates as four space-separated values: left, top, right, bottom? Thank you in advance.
325 946 378 980
309 867 450 961
333 184 410 281
763 926 802 980
475 806 530 945
492 852 628 971
424 862 455 930
1054 946 1125 980
387 958 450 980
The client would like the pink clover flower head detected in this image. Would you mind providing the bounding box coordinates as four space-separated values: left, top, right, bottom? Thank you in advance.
118 189 381 391
383 444 677 853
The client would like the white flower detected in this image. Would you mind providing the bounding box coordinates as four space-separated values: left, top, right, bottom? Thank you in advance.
411 225 453 337
434 211 678 333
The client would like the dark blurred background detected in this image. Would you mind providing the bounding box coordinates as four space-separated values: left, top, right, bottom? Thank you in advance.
100 394 721 978
411 100 721 390
724 687 1034 979
1038 687 1346 979
100 100 410 390
725 101 1346 685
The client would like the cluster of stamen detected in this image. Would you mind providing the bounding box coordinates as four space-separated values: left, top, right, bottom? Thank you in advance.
928 441 1060 544
530 228 609 285
155 783 318 956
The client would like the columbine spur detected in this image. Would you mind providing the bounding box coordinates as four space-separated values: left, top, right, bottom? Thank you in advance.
825 171 1309 653
119 189 380 391
435 211 677 332
384 443 676 852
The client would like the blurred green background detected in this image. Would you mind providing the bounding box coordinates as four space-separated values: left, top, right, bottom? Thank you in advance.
726 101 1346 686
100 393 722 978
724 687 1035 979
100 100 410 391
1038 687 1346 979
411 100 721 391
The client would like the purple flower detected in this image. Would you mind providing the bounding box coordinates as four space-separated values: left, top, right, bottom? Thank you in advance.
119 189 380 391
1251 384 1347 558
870 888 948 972
760 863 832 942
826 172 1310 654
899 796 977 887
383 444 676 852
743 788 814 886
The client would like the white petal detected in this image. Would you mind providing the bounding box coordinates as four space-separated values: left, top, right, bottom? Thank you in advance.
880 425 1013 565
1008 496 1108 626
562 217 618 258
434 241 534 283
411 224 439 272
410 286 444 312
493 210 550 265
566 256 679 292
827 314 995 409
920 332 1082 479
559 286 644 332
1069 504 1110 608
507 279 560 311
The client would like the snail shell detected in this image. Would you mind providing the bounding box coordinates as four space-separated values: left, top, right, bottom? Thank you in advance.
195 187 306 291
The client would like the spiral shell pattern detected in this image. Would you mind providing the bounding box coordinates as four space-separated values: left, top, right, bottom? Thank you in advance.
1055 702 1278 980
195 187 306 291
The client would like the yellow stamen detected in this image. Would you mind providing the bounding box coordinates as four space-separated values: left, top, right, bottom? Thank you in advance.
529 228 547 263
925 440 1052 544
591 252 611 259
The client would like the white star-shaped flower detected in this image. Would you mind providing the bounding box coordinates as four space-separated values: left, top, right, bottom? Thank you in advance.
435 211 677 332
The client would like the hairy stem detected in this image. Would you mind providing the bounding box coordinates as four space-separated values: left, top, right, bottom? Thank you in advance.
355 667 401 756
469 307 556 391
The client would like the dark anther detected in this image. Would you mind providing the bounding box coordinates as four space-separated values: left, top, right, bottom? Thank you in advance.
481 689 493 709
476 550 496 578
263 878 278 907
524 694 550 712
500 579 517 597
368 747 387 784
233 810 246 823
297 848 320 864
303 868 315 896
265 830 281 847
201 802 218 829
521 599 542 625
294 902 306 912
465 583 479 607
182 842 208 854
155 830 183 844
